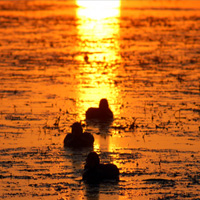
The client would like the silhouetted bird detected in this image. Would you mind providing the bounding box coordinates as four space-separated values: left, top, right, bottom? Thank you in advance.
82 151 119 183
64 122 94 148
86 99 113 121
84 54 89 63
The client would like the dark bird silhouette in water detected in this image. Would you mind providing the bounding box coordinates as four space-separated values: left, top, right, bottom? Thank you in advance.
86 99 113 121
82 151 119 183
84 54 89 63
64 122 94 148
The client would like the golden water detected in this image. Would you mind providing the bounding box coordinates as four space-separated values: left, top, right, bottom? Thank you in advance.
0 0 200 199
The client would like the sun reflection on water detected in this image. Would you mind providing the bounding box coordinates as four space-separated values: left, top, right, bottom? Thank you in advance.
75 0 122 154
75 0 121 119
76 0 121 62
77 0 120 20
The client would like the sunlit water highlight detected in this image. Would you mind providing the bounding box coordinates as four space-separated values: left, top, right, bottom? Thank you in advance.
76 0 121 119
0 0 199 199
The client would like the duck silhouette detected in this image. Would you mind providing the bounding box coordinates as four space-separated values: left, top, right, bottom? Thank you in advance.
86 99 113 121
64 122 94 148
83 151 119 183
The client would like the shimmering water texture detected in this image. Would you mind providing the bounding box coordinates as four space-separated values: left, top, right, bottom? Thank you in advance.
0 0 200 199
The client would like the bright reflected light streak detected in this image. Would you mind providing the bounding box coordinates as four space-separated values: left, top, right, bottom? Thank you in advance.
77 0 120 20
75 1 121 152
76 0 121 62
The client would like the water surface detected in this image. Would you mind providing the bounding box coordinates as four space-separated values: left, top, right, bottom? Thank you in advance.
0 0 200 199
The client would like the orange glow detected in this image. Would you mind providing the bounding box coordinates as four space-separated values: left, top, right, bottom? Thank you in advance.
76 0 121 62
75 0 121 122
77 0 120 20
1 0 200 199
